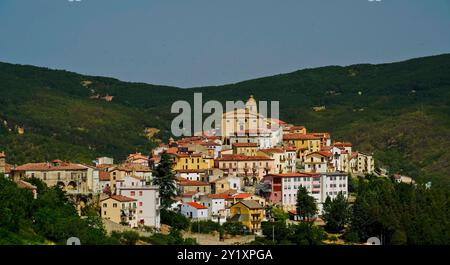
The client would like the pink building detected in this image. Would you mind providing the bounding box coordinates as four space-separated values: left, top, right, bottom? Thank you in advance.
262 173 321 210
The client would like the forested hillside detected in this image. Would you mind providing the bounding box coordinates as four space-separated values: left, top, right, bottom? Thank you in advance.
1 54 449 186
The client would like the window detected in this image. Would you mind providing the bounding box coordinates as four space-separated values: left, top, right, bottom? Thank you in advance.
42 173 46 180
113 203 117 208
139 202 143 207
131 191 135 196
103 203 107 208
139 191 143 196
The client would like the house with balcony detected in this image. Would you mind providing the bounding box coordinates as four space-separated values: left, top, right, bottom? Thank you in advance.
101 195 138 227
116 175 161 229
229 200 265 233
262 172 348 213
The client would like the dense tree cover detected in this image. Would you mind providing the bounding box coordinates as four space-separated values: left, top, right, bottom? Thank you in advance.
160 208 191 230
269 206 289 222
258 221 327 245
1 54 450 187
0 176 119 245
322 192 350 232
152 153 177 209
190 220 221 234
296 186 318 222
222 221 248 236
345 176 450 245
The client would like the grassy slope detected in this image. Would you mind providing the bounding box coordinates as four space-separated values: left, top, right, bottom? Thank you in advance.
0 54 449 186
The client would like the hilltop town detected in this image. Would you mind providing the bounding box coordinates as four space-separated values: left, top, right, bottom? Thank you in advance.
1 96 425 245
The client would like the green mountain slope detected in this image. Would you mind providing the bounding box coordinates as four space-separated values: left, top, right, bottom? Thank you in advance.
1 54 449 186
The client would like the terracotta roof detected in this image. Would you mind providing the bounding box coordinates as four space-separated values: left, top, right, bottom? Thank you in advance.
114 164 151 172
235 200 263 209
102 195 136 202
99 171 110 181
259 148 284 154
231 193 253 199
126 153 149 161
178 180 210 186
333 142 352 147
216 155 273 161
232 143 258 147
200 141 221 147
265 172 320 178
176 169 206 173
175 153 202 158
307 151 332 157
207 193 229 199
283 133 320 140
185 201 208 210
166 147 179 155
311 132 331 139
14 162 87 171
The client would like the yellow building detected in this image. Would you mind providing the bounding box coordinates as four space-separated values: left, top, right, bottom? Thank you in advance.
173 153 212 171
283 133 321 160
232 143 258 156
229 200 265 233
177 180 211 194
100 195 137 227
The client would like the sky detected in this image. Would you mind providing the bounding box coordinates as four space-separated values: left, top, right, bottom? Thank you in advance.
1 0 450 88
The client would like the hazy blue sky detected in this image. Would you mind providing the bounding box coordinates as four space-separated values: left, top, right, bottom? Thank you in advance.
1 0 449 87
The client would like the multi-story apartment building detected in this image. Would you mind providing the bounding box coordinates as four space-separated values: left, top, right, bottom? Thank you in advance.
262 172 348 213
116 175 161 229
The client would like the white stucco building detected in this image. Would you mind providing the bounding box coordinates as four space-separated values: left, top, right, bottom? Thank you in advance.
116 175 161 229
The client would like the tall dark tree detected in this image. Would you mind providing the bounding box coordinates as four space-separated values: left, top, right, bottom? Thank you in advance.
322 192 350 232
296 186 317 222
152 152 177 209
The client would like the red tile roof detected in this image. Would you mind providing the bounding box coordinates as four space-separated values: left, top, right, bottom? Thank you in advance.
232 142 258 147
333 142 352 147
216 155 273 161
185 201 208 210
283 133 320 140
178 180 210 186
14 162 87 171
102 195 136 202
259 148 284 154
307 151 332 157
176 153 202 158
265 172 320 178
